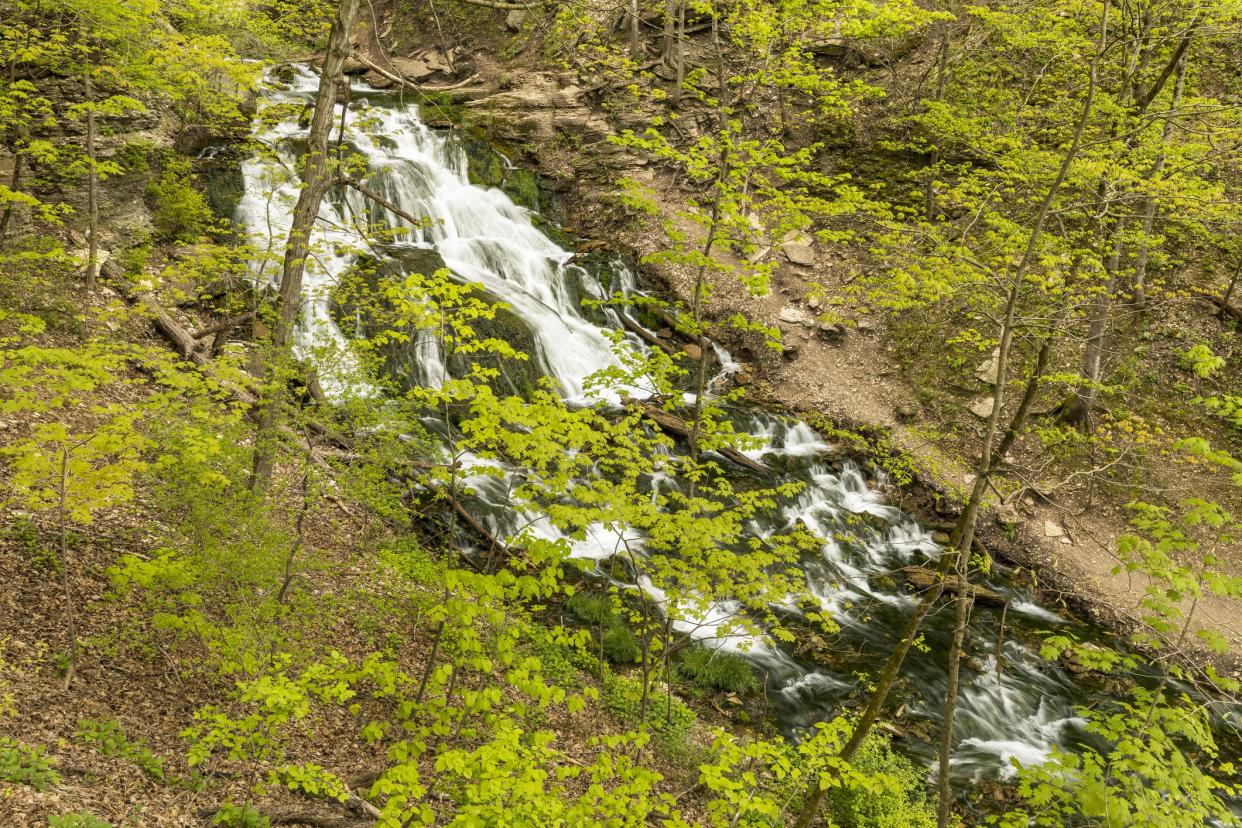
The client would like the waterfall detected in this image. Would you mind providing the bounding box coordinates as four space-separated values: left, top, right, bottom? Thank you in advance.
236 65 1099 783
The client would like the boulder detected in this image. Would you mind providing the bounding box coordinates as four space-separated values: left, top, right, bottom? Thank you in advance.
391 57 434 81
816 321 846 340
970 397 995 419
778 307 809 325
506 9 527 30
681 343 702 361
782 232 816 266
975 347 1000 384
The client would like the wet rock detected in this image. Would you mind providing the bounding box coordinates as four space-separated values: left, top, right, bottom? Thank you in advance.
363 70 395 89
734 368 753 386
970 397 995 418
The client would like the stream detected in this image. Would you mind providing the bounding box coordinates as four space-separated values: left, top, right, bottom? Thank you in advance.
237 66 1147 789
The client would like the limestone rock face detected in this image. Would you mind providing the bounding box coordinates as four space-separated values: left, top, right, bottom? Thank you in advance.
466 74 614 151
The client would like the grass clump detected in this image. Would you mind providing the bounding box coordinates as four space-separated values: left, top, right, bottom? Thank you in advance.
678 646 759 695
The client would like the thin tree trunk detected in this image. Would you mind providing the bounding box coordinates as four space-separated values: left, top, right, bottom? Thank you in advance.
671 0 685 107
795 3 1109 817
0 151 23 246
251 0 362 491
629 0 641 55
84 69 99 293
924 23 951 220
1132 48 1189 307
58 448 78 691
1221 257 1241 314
935 9 1109 826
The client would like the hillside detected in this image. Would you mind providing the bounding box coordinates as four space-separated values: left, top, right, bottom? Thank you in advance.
1 0 1240 826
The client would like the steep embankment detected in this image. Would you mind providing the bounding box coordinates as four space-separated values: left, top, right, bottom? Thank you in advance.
355 6 1242 669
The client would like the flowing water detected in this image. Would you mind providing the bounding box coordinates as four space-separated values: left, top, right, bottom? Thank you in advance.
237 66 1139 785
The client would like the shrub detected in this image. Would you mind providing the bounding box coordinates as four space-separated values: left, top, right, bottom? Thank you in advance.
0 738 61 791
566 591 617 626
825 732 937 828
146 156 212 242
677 646 759 695
602 625 642 664
602 674 695 743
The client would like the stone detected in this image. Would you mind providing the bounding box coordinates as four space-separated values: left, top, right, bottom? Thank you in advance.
779 233 819 265
970 397 995 418
1043 520 1065 538
391 57 434 81
656 327 673 340
681 343 702 361
975 347 1000 385
807 295 822 311
996 503 1021 526
855 318 875 333
781 344 800 361
1060 537 1072 545
506 9 527 30
734 368 753 386
895 403 918 422
747 245 771 263
778 307 809 325
363 70 395 89
931 531 951 545
816 321 847 341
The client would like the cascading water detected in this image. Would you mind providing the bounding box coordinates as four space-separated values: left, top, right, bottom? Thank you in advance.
238 66 1109 784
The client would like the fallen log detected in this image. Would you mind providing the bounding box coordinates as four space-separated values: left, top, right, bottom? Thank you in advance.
625 398 769 475
618 311 675 354
191 310 256 340
901 566 1006 608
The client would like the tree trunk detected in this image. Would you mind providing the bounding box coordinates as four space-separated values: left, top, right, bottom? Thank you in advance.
1132 47 1189 307
84 69 99 293
0 151 23 246
935 9 1109 825
1079 213 1125 411
251 0 362 491
629 0 641 55
924 23 951 220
